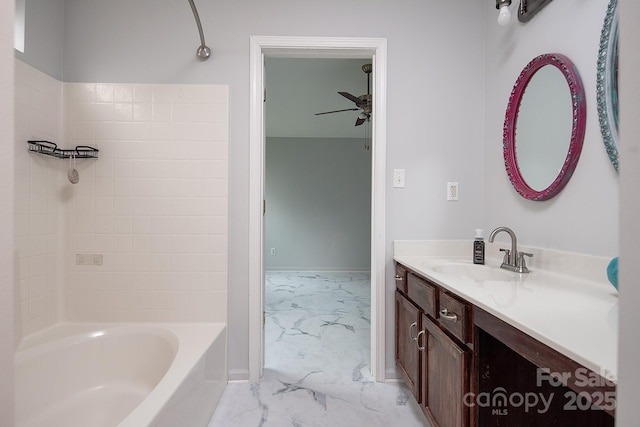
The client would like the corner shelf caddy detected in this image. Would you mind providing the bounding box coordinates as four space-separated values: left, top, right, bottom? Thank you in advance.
28 140 99 159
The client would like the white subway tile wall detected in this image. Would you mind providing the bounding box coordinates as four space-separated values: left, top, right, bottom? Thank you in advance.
64 82 229 323
14 60 65 338
14 60 229 336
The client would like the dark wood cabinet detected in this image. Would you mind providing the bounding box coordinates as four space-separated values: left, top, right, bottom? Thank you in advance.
395 264 408 293
394 261 615 427
407 273 436 318
474 307 615 426
421 314 470 427
395 269 472 426
395 290 421 400
438 291 471 344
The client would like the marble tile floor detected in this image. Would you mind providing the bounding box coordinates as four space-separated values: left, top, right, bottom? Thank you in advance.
208 272 428 427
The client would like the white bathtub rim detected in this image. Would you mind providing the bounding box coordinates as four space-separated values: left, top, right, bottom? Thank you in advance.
15 322 227 427
120 322 227 427
15 323 180 365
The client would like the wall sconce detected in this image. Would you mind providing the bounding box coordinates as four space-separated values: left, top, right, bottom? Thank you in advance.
496 0 512 26
495 0 555 25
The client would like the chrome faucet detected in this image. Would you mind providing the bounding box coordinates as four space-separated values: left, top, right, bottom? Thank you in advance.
488 226 532 273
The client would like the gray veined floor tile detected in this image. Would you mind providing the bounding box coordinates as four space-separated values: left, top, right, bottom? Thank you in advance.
208 272 428 427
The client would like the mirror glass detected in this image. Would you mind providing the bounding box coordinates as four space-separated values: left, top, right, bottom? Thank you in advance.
503 53 586 201
597 0 619 173
515 65 572 191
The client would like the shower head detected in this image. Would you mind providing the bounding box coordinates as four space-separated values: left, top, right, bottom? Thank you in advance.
188 0 211 61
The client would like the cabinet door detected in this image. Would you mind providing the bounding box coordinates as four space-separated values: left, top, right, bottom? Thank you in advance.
421 314 469 427
395 290 421 400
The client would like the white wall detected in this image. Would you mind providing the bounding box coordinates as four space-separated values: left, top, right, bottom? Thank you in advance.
484 0 618 256
617 0 640 423
1 0 15 422
14 0 64 81
265 137 371 271
264 58 372 272
59 0 487 378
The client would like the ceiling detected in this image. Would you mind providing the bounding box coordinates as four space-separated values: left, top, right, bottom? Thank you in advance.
265 57 372 139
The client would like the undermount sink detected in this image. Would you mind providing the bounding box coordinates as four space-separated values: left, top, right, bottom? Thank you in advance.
429 263 520 282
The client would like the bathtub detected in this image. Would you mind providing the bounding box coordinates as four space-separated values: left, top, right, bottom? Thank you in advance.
14 322 227 427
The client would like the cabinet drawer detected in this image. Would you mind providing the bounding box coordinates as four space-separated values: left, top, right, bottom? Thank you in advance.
438 292 471 344
395 264 408 293
407 273 436 318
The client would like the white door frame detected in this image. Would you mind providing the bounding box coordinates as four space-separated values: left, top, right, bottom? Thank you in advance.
249 35 387 382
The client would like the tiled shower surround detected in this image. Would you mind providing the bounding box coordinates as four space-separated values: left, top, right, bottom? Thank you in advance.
14 60 229 337
14 61 64 338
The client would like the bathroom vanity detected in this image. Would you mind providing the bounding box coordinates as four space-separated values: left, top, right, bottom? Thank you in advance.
393 241 617 427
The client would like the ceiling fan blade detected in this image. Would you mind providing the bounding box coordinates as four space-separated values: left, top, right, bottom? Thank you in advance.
315 108 360 116
338 91 366 107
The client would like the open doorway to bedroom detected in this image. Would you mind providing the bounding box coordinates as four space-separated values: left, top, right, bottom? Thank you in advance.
248 36 387 384
263 57 373 381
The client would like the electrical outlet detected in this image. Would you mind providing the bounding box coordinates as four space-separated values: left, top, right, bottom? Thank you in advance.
447 182 459 201
270 248 277 256
393 169 405 188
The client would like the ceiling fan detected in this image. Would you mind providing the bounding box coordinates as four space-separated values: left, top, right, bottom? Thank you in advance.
315 63 372 127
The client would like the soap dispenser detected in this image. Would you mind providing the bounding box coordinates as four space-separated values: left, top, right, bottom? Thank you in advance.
473 229 485 265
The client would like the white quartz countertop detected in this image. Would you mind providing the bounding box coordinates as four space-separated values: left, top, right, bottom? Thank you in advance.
394 240 619 384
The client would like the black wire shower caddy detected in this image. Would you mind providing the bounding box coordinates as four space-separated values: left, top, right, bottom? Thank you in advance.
28 140 99 159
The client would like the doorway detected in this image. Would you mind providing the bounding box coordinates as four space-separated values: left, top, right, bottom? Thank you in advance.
263 57 373 378
249 36 388 382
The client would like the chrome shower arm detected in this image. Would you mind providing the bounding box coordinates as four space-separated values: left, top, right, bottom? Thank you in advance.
188 0 206 47
187 0 211 60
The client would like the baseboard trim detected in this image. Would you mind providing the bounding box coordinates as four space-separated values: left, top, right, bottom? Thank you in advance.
385 366 401 381
228 368 250 382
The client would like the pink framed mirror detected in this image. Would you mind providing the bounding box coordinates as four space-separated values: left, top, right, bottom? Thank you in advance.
503 53 586 201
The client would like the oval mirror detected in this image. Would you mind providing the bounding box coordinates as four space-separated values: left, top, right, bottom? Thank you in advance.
597 0 619 173
503 53 586 201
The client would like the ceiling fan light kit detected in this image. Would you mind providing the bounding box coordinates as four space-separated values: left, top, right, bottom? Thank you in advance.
315 63 373 127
